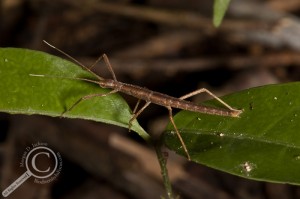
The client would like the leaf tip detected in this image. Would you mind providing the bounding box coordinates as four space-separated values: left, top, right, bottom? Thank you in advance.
213 0 231 27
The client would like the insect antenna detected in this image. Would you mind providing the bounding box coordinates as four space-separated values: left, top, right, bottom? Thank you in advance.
29 74 100 85
43 40 102 80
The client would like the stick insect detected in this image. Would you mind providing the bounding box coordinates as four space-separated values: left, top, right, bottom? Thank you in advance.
32 41 243 160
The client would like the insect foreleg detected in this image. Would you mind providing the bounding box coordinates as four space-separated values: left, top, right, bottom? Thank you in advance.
61 89 119 117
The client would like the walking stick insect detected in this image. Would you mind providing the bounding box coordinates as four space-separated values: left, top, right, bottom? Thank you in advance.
32 41 243 160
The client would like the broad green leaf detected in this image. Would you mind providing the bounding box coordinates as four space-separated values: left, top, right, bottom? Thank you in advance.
213 0 231 27
0 48 149 140
163 83 300 185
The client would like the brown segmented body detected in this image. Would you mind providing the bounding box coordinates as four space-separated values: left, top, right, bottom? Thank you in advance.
99 79 240 117
39 41 243 160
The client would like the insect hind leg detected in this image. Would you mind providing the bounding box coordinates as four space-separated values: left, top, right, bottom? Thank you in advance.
180 88 238 111
167 106 191 160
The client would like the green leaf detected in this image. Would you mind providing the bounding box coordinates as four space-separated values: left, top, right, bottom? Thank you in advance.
213 0 231 27
163 83 300 185
0 48 149 140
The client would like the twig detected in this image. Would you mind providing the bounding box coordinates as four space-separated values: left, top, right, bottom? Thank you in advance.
63 1 268 32
78 52 300 79
154 143 175 199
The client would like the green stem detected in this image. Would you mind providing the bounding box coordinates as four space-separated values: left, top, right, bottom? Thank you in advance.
154 142 175 199
137 125 175 198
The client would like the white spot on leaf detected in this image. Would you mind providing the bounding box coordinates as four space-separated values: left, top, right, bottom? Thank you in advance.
219 133 225 137
240 161 256 176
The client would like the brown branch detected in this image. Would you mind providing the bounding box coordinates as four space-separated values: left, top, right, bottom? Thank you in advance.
77 52 300 79
62 0 268 32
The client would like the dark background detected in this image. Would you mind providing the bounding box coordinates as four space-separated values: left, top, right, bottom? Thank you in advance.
1 0 300 198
